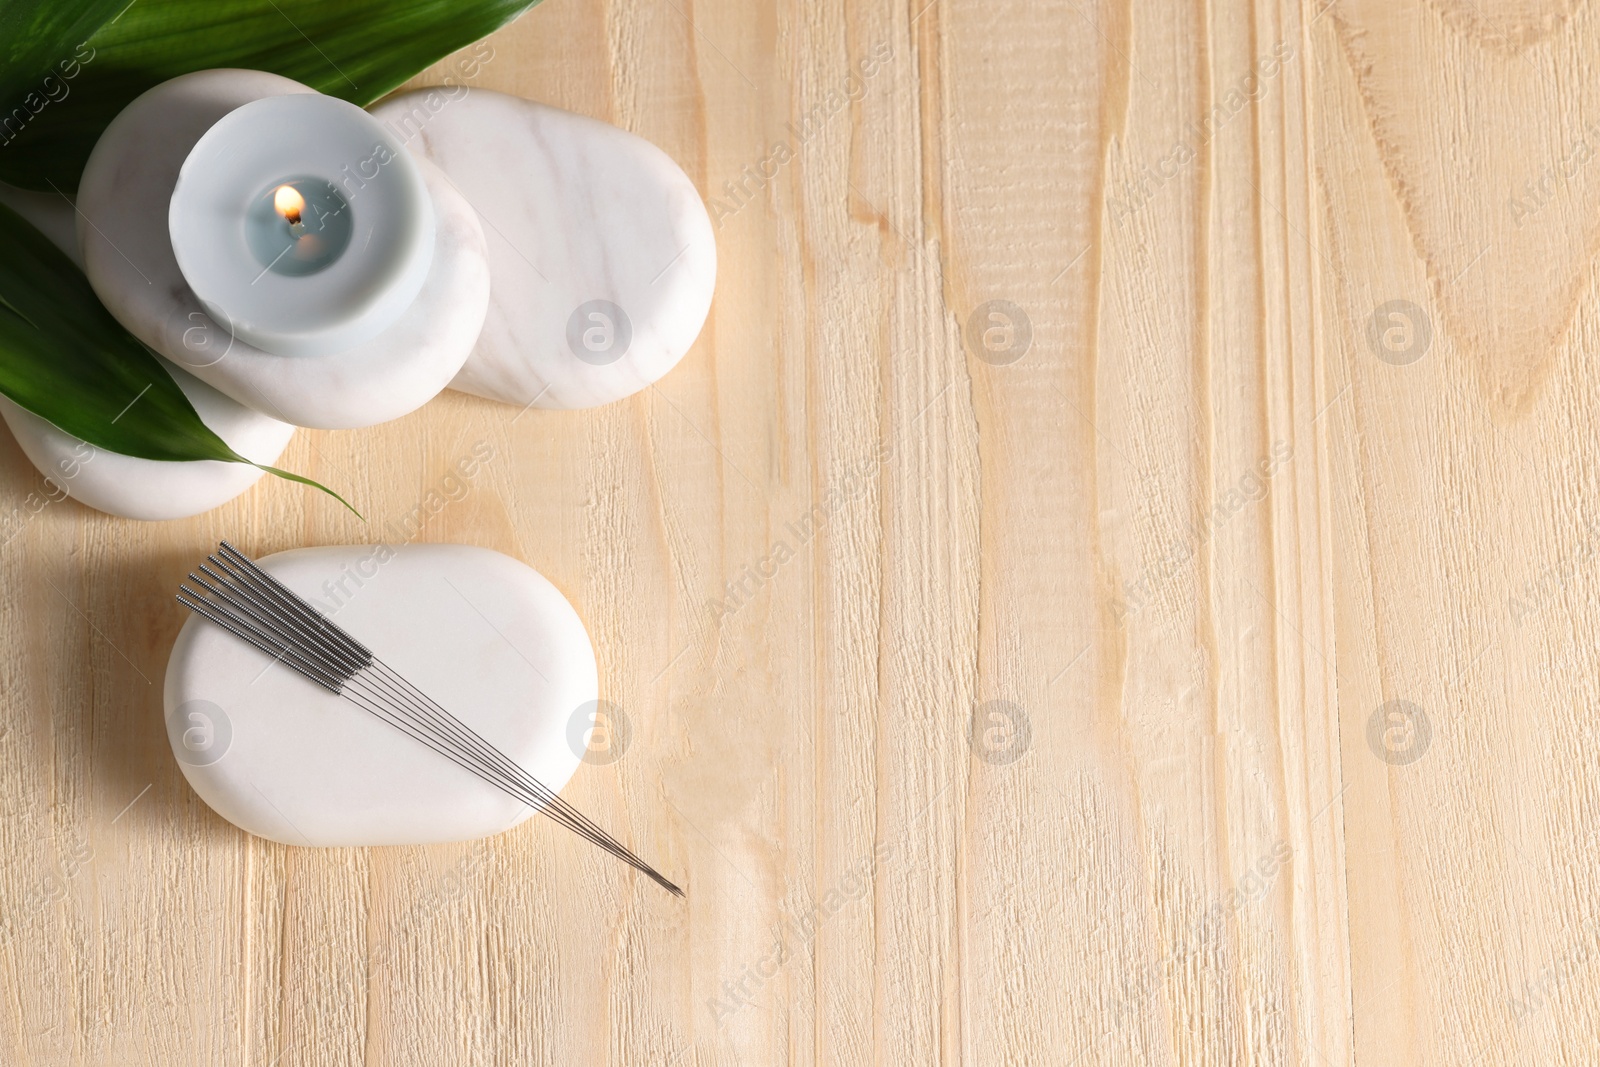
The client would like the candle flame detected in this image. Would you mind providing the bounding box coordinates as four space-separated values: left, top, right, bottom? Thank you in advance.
273 184 305 226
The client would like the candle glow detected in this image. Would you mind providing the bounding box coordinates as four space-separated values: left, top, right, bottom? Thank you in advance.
273 184 305 227
241 177 352 278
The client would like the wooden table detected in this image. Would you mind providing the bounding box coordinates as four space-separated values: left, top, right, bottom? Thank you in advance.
3 0 1596 1062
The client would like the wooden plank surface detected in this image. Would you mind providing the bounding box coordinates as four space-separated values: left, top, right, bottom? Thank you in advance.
1 0 1597 1062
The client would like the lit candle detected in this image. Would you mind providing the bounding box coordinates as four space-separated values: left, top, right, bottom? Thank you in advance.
243 180 352 277
168 93 435 358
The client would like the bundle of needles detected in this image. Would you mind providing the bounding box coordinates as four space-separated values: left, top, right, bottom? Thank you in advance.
176 541 681 897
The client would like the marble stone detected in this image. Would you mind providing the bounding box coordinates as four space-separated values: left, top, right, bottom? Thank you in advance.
0 359 296 521
371 89 717 410
163 543 596 846
77 70 490 429
0 176 296 521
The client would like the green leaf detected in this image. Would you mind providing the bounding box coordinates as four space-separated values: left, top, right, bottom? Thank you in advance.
0 0 540 191
0 0 125 109
0 201 358 514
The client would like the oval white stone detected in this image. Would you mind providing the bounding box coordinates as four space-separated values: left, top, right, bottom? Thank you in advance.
78 70 490 429
163 544 596 846
370 89 717 409
0 171 295 521
0 358 295 521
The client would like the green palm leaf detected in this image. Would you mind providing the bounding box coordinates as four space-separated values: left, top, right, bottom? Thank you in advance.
0 201 356 513
0 0 124 113
0 0 540 191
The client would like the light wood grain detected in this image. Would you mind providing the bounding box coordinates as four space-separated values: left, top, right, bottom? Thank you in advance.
2 0 1598 1062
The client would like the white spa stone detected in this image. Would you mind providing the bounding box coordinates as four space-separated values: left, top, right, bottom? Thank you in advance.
77 70 490 429
0 359 296 521
371 89 717 410
163 544 597 846
0 177 296 521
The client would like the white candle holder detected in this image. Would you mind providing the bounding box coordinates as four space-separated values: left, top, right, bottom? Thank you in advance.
169 94 436 359
75 70 488 430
